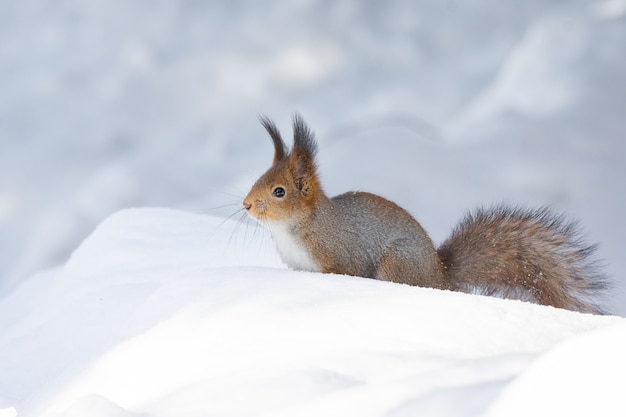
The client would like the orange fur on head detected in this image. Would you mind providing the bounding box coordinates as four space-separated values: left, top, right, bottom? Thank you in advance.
244 114 322 224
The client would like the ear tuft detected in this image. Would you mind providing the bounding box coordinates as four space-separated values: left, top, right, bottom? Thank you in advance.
292 113 318 161
289 113 319 195
259 115 287 164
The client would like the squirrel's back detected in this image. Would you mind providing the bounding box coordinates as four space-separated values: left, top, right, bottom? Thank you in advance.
327 191 447 288
438 206 608 314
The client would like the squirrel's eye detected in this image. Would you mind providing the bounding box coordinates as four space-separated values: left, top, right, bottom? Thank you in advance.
272 187 286 198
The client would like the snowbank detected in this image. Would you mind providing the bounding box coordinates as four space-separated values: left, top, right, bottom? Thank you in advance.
1 208 623 417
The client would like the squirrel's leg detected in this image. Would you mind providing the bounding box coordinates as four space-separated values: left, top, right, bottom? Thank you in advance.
375 239 447 289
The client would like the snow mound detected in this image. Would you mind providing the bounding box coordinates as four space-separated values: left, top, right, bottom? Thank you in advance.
0 208 623 417
485 323 626 417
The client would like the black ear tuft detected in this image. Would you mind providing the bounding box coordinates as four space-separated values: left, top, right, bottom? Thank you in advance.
289 113 319 195
292 113 318 161
259 115 287 164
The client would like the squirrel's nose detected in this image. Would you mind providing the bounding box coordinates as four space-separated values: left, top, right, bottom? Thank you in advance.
243 201 252 211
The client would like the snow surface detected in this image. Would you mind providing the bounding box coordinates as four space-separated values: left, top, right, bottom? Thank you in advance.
1 208 624 417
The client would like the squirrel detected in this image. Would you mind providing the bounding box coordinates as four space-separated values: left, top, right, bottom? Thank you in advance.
243 114 608 314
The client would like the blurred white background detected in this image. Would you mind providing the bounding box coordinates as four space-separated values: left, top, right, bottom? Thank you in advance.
1 0 624 313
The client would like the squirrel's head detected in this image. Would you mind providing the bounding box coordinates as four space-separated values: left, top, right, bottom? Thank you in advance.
243 114 322 225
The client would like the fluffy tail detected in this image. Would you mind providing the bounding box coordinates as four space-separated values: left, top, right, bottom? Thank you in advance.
437 206 608 314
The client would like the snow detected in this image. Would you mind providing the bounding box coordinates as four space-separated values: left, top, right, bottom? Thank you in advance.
1 208 624 417
2 1 626 415
484 323 626 417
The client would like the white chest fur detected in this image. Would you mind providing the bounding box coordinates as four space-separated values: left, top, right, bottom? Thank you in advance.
268 222 320 272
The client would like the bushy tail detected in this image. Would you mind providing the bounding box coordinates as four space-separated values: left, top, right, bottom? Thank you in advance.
437 206 608 314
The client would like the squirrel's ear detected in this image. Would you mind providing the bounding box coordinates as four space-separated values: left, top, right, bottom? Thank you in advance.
291 113 318 162
289 113 318 194
259 115 287 164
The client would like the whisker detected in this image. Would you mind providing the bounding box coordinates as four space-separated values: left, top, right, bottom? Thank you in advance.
220 208 247 228
255 215 273 259
229 210 250 246
174 201 242 217
203 208 247 246
207 202 244 212
207 187 246 201
244 212 263 245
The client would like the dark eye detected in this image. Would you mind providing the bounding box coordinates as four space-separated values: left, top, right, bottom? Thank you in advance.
272 187 285 198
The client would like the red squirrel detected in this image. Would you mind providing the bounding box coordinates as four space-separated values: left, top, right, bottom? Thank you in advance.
243 114 608 314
